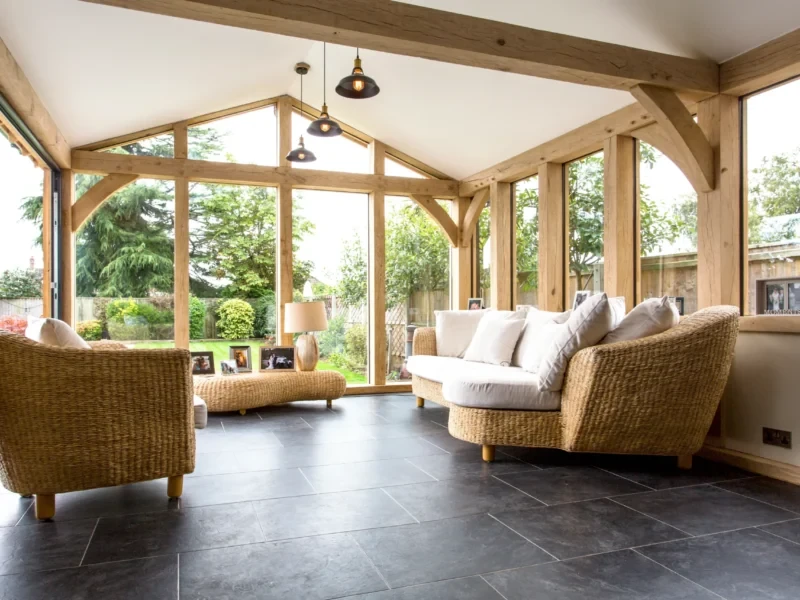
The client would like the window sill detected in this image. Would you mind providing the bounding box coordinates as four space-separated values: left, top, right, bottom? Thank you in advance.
739 315 800 334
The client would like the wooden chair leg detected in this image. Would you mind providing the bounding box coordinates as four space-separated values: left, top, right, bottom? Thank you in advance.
416 397 424 408
35 494 55 520
677 455 693 470
482 444 496 463
167 475 184 499
239 409 247 415
326 399 333 408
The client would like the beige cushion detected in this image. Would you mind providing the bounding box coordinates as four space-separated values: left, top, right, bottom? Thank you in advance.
602 296 680 345
537 293 615 392
463 316 526 366
520 322 566 374
25 317 91 349
512 308 572 367
193 395 208 429
608 296 627 329
407 355 561 410
434 310 486 358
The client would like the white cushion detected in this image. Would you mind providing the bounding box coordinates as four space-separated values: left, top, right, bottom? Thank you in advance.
512 308 571 367
537 293 615 392
520 322 566 373
434 310 486 358
407 355 561 410
608 296 627 329
193 395 208 429
602 296 679 344
25 317 91 350
463 317 525 366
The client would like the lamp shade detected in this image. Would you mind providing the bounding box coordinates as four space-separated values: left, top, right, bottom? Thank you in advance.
284 302 328 333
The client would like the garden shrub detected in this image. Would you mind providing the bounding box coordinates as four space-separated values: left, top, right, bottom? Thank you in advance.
318 314 346 357
106 299 173 325
0 315 27 335
189 296 206 340
251 292 277 338
344 324 367 368
76 320 102 341
217 299 254 340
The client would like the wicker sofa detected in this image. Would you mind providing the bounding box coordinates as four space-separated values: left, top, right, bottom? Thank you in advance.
0 331 196 520
410 306 739 466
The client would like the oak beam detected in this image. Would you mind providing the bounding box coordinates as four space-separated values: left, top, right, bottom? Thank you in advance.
0 38 71 168
70 150 459 197
81 0 719 94
450 197 472 309
278 96 292 168
276 184 293 346
630 84 714 192
369 189 386 385
537 163 565 311
632 122 696 188
721 28 800 96
603 135 636 309
410 195 459 247
460 188 489 248
490 182 513 311
70 174 138 232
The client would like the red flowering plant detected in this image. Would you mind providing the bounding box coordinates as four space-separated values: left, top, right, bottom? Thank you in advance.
0 315 28 335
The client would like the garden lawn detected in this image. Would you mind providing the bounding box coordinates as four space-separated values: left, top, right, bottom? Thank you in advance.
131 339 367 383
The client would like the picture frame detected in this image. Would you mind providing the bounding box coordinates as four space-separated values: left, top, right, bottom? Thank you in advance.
468 297 484 310
229 345 252 373
220 360 238 375
190 351 215 376
572 290 591 310
515 304 535 312
668 296 685 316
260 346 296 372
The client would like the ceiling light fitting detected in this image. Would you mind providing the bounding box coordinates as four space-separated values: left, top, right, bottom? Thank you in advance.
336 48 380 99
286 62 317 163
308 44 343 137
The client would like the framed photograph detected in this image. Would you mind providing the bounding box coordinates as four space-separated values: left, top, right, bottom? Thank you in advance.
668 296 685 316
766 283 785 312
468 297 484 310
516 304 535 312
260 346 296 372
190 351 215 376
789 283 800 311
220 359 238 375
572 290 591 310
229 346 252 373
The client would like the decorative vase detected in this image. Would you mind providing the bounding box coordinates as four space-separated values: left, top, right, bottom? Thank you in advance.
295 333 319 371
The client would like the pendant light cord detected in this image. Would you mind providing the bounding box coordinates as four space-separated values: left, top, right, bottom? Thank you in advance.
323 43 327 105
300 70 304 118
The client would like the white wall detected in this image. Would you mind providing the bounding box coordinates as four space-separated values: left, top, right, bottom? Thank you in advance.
722 332 800 466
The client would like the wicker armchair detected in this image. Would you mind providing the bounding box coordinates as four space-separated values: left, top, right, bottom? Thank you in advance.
412 306 740 467
0 331 195 520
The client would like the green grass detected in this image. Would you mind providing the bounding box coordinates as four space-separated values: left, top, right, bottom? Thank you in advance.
131 339 367 383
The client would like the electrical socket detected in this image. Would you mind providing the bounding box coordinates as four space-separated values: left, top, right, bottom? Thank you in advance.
763 427 792 449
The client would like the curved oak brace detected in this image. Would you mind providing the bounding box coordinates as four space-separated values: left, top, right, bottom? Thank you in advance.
630 84 715 193
409 194 459 247
633 122 699 192
71 174 138 232
459 188 489 248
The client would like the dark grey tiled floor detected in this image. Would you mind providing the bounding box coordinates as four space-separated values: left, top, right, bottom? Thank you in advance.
1 393 798 600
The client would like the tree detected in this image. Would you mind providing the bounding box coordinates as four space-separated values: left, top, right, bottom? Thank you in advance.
0 269 41 298
748 147 800 244
336 235 368 306
515 182 539 292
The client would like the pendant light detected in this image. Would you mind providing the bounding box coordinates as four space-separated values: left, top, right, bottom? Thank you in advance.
336 48 380 99
286 63 317 163
307 44 342 137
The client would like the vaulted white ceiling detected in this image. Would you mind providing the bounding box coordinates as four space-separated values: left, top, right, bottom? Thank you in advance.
2 0 800 179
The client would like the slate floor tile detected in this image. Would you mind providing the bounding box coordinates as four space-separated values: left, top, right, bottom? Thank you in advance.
350 576 503 599
496 466 648 505
301 459 434 493
83 502 264 564
406 449 536 480
595 454 751 490
361 421 447 440
0 518 97 575
419 432 480 454
616 484 795 535
715 476 800 512
195 426 283 453
273 424 376 447
253 488 416 541
181 469 314 507
497 447 593 469
640 527 800 600
759 518 800 544
492 498 688 559
189 451 244 478
385 476 543 522
0 554 177 600
484 549 719 600
351 513 552 588
179 533 387 600
220 413 311 432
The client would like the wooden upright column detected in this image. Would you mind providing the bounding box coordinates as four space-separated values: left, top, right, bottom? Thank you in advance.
173 122 190 349
697 94 741 309
41 169 52 317
276 97 294 346
369 141 386 385
278 96 292 165
537 163 565 311
603 135 636 309
59 170 75 326
451 197 472 309
489 181 512 310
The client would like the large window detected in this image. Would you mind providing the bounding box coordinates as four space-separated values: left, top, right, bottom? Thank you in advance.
385 195 450 381
0 132 46 333
291 112 369 173
189 106 277 165
477 202 491 307
638 142 698 315
744 77 800 315
294 190 369 383
515 175 539 308
568 151 605 299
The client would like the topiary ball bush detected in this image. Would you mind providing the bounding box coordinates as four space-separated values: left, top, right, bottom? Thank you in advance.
217 299 255 340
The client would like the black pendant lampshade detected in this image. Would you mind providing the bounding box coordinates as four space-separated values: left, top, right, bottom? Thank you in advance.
336 48 380 99
287 63 317 163
308 44 343 137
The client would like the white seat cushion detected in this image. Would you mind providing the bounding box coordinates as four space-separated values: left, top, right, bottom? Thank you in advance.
193 395 208 429
25 317 91 349
407 355 561 411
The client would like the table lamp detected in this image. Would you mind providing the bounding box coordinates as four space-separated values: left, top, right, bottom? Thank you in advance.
284 301 328 371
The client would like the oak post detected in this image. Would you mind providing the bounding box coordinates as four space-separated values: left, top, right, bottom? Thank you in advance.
451 197 472 309
369 189 387 385
276 184 294 347
60 170 75 326
603 135 636 309
489 181 512 310
173 122 190 349
537 163 565 311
